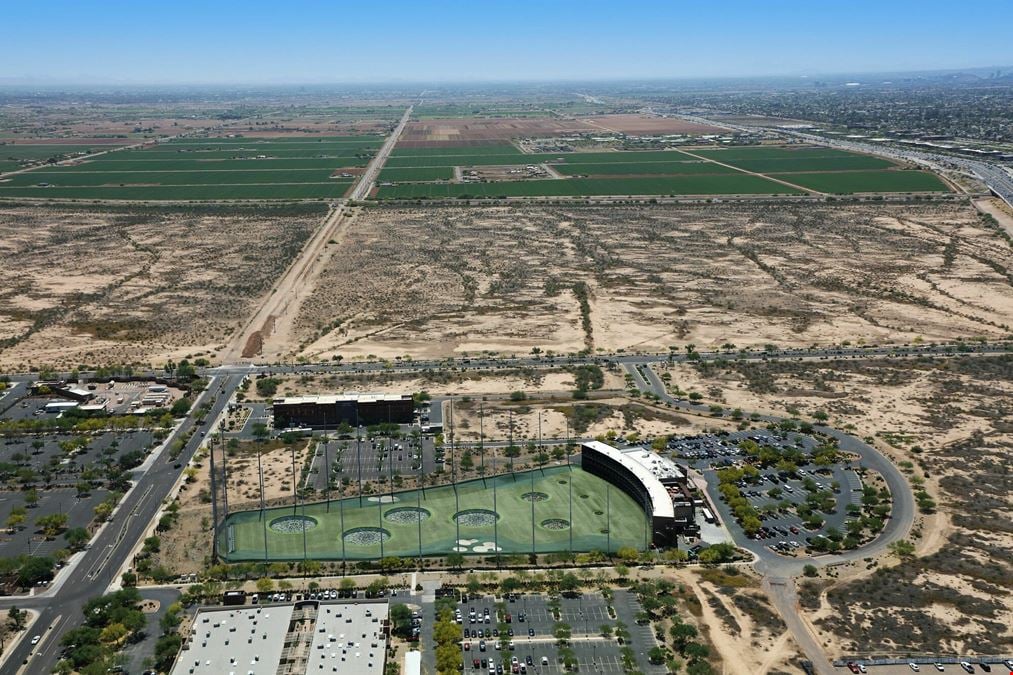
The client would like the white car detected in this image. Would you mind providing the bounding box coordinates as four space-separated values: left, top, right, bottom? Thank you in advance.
30 635 41 646
909 665 920 672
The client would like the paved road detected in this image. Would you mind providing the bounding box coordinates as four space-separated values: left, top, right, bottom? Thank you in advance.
222 104 412 362
630 363 915 578
349 104 413 201
0 374 241 674
7 340 1008 384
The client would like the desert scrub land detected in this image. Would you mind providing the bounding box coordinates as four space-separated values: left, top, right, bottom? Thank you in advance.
242 365 627 401
0 203 323 369
292 202 1013 362
656 355 1013 656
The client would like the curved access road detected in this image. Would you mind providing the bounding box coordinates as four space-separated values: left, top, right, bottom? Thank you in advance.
631 362 915 675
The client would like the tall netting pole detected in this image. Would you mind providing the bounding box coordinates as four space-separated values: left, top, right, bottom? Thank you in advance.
208 434 219 560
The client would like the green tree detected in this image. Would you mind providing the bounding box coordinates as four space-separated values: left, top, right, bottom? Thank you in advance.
17 556 55 587
670 621 698 652
7 606 25 630
888 539 915 559
37 512 69 538
389 604 413 638
66 527 90 551
170 397 192 417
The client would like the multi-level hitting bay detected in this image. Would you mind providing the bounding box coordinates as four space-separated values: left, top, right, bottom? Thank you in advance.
217 466 648 561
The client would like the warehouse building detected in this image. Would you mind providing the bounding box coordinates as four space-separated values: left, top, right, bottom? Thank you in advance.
171 600 388 675
272 394 415 430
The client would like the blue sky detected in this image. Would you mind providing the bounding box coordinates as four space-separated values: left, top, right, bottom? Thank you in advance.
2 0 1011 84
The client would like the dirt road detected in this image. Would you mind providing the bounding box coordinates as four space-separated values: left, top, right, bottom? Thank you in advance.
220 105 413 363
765 576 836 675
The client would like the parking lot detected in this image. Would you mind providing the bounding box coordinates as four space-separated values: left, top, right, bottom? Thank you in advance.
0 430 157 485
0 429 158 561
668 430 865 557
0 381 184 420
313 432 439 488
0 486 109 559
424 591 665 675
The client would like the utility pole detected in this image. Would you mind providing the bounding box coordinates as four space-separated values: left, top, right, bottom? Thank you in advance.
220 430 229 517
416 465 424 571
508 410 515 475
257 449 266 514
493 473 500 569
568 467 573 554
339 488 347 572
451 399 460 548
323 437 331 512
565 417 571 468
606 484 611 554
291 442 298 514
479 401 486 487
356 414 363 507
208 432 219 560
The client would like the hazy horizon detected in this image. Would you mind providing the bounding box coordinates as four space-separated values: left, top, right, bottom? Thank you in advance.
4 0 1012 85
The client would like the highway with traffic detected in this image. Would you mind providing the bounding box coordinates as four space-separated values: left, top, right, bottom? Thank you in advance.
680 112 1013 208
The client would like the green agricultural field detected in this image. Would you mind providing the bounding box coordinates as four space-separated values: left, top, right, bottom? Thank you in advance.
769 170 949 193
125 147 376 160
554 160 736 176
218 466 648 561
0 143 131 173
45 157 369 172
166 135 384 145
0 182 353 201
378 166 455 182
375 173 799 199
0 135 380 200
1 168 340 187
556 150 697 164
385 155 526 168
689 146 864 161
701 155 896 173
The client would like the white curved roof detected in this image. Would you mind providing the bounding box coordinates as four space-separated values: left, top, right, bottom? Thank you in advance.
582 441 675 519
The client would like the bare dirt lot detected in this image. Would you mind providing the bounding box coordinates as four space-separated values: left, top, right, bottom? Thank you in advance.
663 354 1013 657
400 114 729 143
289 202 1013 362
0 204 322 369
580 114 729 135
400 117 597 142
258 367 626 400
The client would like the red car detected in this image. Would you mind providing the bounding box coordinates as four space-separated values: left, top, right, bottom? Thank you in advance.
846 664 860 674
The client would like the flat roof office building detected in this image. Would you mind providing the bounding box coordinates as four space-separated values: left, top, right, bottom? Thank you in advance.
272 394 414 430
